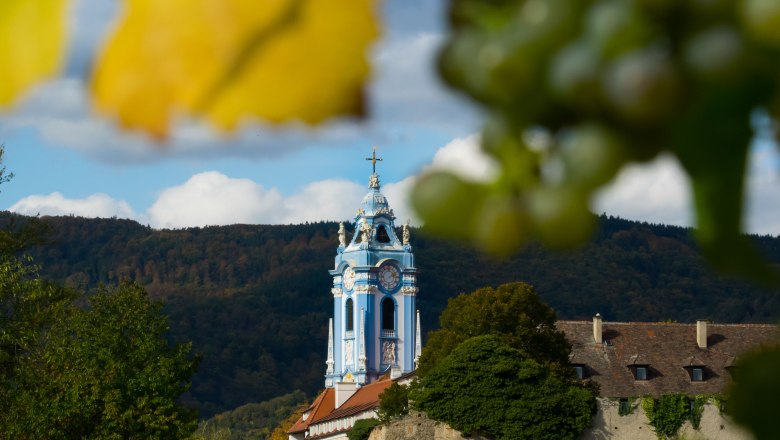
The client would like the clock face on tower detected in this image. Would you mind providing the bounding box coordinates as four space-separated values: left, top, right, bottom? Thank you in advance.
378 264 400 290
343 267 355 291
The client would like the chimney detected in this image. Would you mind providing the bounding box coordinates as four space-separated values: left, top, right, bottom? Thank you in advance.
696 320 708 349
593 313 603 344
335 382 358 408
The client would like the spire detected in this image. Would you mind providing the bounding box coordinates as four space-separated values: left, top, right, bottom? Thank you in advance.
365 146 382 189
326 318 334 375
415 309 422 369
358 308 367 372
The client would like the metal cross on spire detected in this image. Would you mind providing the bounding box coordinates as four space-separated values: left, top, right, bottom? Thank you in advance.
365 146 383 174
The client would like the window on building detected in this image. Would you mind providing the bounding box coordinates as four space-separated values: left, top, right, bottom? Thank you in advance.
692 367 704 381
636 366 648 380
381 297 395 336
574 365 585 379
618 398 630 416
376 225 391 243
346 298 354 332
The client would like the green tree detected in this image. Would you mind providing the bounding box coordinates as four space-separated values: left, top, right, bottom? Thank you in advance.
346 418 381 440
412 335 595 440
418 282 570 376
3 282 199 439
0 255 75 414
377 382 409 424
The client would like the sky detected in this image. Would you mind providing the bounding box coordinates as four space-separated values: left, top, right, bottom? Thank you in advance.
1 0 779 236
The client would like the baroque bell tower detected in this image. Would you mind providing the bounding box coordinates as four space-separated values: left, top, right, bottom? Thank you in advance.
324 148 421 387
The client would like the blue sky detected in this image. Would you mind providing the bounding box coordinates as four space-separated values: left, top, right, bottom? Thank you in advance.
1 0 779 235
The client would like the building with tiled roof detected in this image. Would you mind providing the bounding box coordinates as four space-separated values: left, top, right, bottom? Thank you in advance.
288 374 415 440
559 316 779 440
558 316 779 398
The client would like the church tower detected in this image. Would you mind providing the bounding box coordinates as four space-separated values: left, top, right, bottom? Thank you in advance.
325 149 421 387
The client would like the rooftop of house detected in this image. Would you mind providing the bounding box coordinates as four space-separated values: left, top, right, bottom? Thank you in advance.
288 372 414 437
557 320 780 397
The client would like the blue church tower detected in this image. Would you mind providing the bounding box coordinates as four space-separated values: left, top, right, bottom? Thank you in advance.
324 149 421 387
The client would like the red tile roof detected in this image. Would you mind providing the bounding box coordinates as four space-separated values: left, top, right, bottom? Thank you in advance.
288 376 395 436
288 388 335 434
558 320 780 397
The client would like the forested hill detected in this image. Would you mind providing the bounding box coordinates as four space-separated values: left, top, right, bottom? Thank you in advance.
7 212 780 417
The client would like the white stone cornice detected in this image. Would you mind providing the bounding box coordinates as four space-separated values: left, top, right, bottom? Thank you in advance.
331 288 343 297
401 286 418 295
353 285 378 294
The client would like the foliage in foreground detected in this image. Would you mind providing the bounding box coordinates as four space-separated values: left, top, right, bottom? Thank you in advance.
412 335 595 440
728 347 780 440
416 0 780 285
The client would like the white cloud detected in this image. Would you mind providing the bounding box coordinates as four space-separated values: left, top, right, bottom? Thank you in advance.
427 133 497 182
282 179 365 223
147 172 285 228
9 192 139 220
593 154 693 228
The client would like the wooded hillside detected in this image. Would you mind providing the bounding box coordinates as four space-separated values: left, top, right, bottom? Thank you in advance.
6 212 779 417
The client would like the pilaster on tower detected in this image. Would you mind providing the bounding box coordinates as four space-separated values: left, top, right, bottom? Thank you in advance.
325 318 335 387
415 310 422 369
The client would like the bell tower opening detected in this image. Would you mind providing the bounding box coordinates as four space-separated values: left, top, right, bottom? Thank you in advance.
376 225 391 243
381 297 395 336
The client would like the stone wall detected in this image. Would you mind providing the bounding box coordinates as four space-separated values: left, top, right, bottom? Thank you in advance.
367 411 488 440
366 401 754 440
581 398 753 440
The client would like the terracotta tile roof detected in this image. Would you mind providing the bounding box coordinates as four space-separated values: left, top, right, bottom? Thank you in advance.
288 376 396 436
288 388 335 434
558 320 780 398
317 379 393 423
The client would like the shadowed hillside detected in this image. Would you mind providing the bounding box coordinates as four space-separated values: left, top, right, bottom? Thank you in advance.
5 212 779 416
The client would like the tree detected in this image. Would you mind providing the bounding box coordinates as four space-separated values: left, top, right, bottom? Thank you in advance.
377 382 409 424
411 335 595 440
2 282 199 439
346 418 381 440
268 402 308 440
0 255 75 416
417 282 571 376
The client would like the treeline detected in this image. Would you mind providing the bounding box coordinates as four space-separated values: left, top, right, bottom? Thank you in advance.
5 212 780 417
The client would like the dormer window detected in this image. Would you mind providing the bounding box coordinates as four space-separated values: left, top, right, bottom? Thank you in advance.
573 364 586 379
683 366 706 381
626 355 650 381
683 357 706 382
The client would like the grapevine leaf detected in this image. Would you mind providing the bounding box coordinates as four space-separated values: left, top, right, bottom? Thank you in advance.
0 0 69 106
91 0 379 139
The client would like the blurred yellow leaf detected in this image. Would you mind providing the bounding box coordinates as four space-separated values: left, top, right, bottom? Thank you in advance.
92 0 380 139
0 0 69 106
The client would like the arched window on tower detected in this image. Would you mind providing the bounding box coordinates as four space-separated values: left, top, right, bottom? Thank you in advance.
376 225 391 243
381 297 395 337
345 298 354 335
